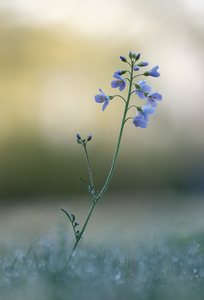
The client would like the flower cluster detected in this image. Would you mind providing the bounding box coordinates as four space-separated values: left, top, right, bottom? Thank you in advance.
94 51 162 128
133 79 162 128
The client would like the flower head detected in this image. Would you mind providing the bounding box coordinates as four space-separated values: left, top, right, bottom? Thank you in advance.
135 80 152 99
111 73 126 91
94 88 110 111
147 92 162 107
133 105 156 128
144 65 160 77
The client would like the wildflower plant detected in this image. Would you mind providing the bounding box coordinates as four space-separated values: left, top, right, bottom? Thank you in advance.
61 51 163 265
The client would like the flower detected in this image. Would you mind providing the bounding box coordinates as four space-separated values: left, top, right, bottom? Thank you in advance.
147 92 162 107
94 89 110 111
141 105 156 119
133 114 148 128
135 80 151 99
144 65 160 77
111 74 126 91
133 105 156 128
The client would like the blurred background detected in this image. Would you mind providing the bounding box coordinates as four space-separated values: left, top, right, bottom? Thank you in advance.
0 0 204 244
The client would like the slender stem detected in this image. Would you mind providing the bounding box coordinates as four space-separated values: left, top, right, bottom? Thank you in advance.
65 201 96 265
98 62 134 199
124 117 134 124
133 74 143 80
65 61 134 267
128 105 138 111
113 95 127 103
83 144 94 188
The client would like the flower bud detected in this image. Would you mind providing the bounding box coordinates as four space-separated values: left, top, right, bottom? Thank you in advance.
135 53 141 61
130 52 138 60
76 133 82 143
129 51 133 60
119 56 127 62
76 133 81 140
87 135 92 142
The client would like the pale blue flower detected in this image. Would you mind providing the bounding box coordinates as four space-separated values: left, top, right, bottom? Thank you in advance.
94 89 110 111
145 65 160 77
135 80 152 99
133 105 155 128
111 74 126 91
147 92 162 107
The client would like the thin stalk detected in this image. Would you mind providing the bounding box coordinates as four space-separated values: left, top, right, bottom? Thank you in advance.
65 61 134 266
98 62 134 199
113 95 127 104
83 144 94 188
124 117 134 124
65 201 96 265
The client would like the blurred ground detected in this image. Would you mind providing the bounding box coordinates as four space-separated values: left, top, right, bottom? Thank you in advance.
1 192 204 250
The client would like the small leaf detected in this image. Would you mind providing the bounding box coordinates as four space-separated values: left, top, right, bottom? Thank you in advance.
74 222 79 228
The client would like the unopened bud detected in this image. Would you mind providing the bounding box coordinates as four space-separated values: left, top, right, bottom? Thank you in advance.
130 51 138 60
87 135 92 142
120 56 127 62
129 51 133 60
76 133 82 144
76 133 81 140
135 53 141 61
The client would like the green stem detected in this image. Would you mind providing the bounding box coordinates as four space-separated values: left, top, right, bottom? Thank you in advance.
65 201 96 265
83 144 94 189
65 61 134 266
98 62 134 199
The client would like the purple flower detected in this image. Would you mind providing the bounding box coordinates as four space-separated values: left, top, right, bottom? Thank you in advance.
141 105 156 120
133 105 155 128
94 89 110 111
111 74 126 91
135 80 152 99
133 114 148 128
147 92 162 107
145 65 160 77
